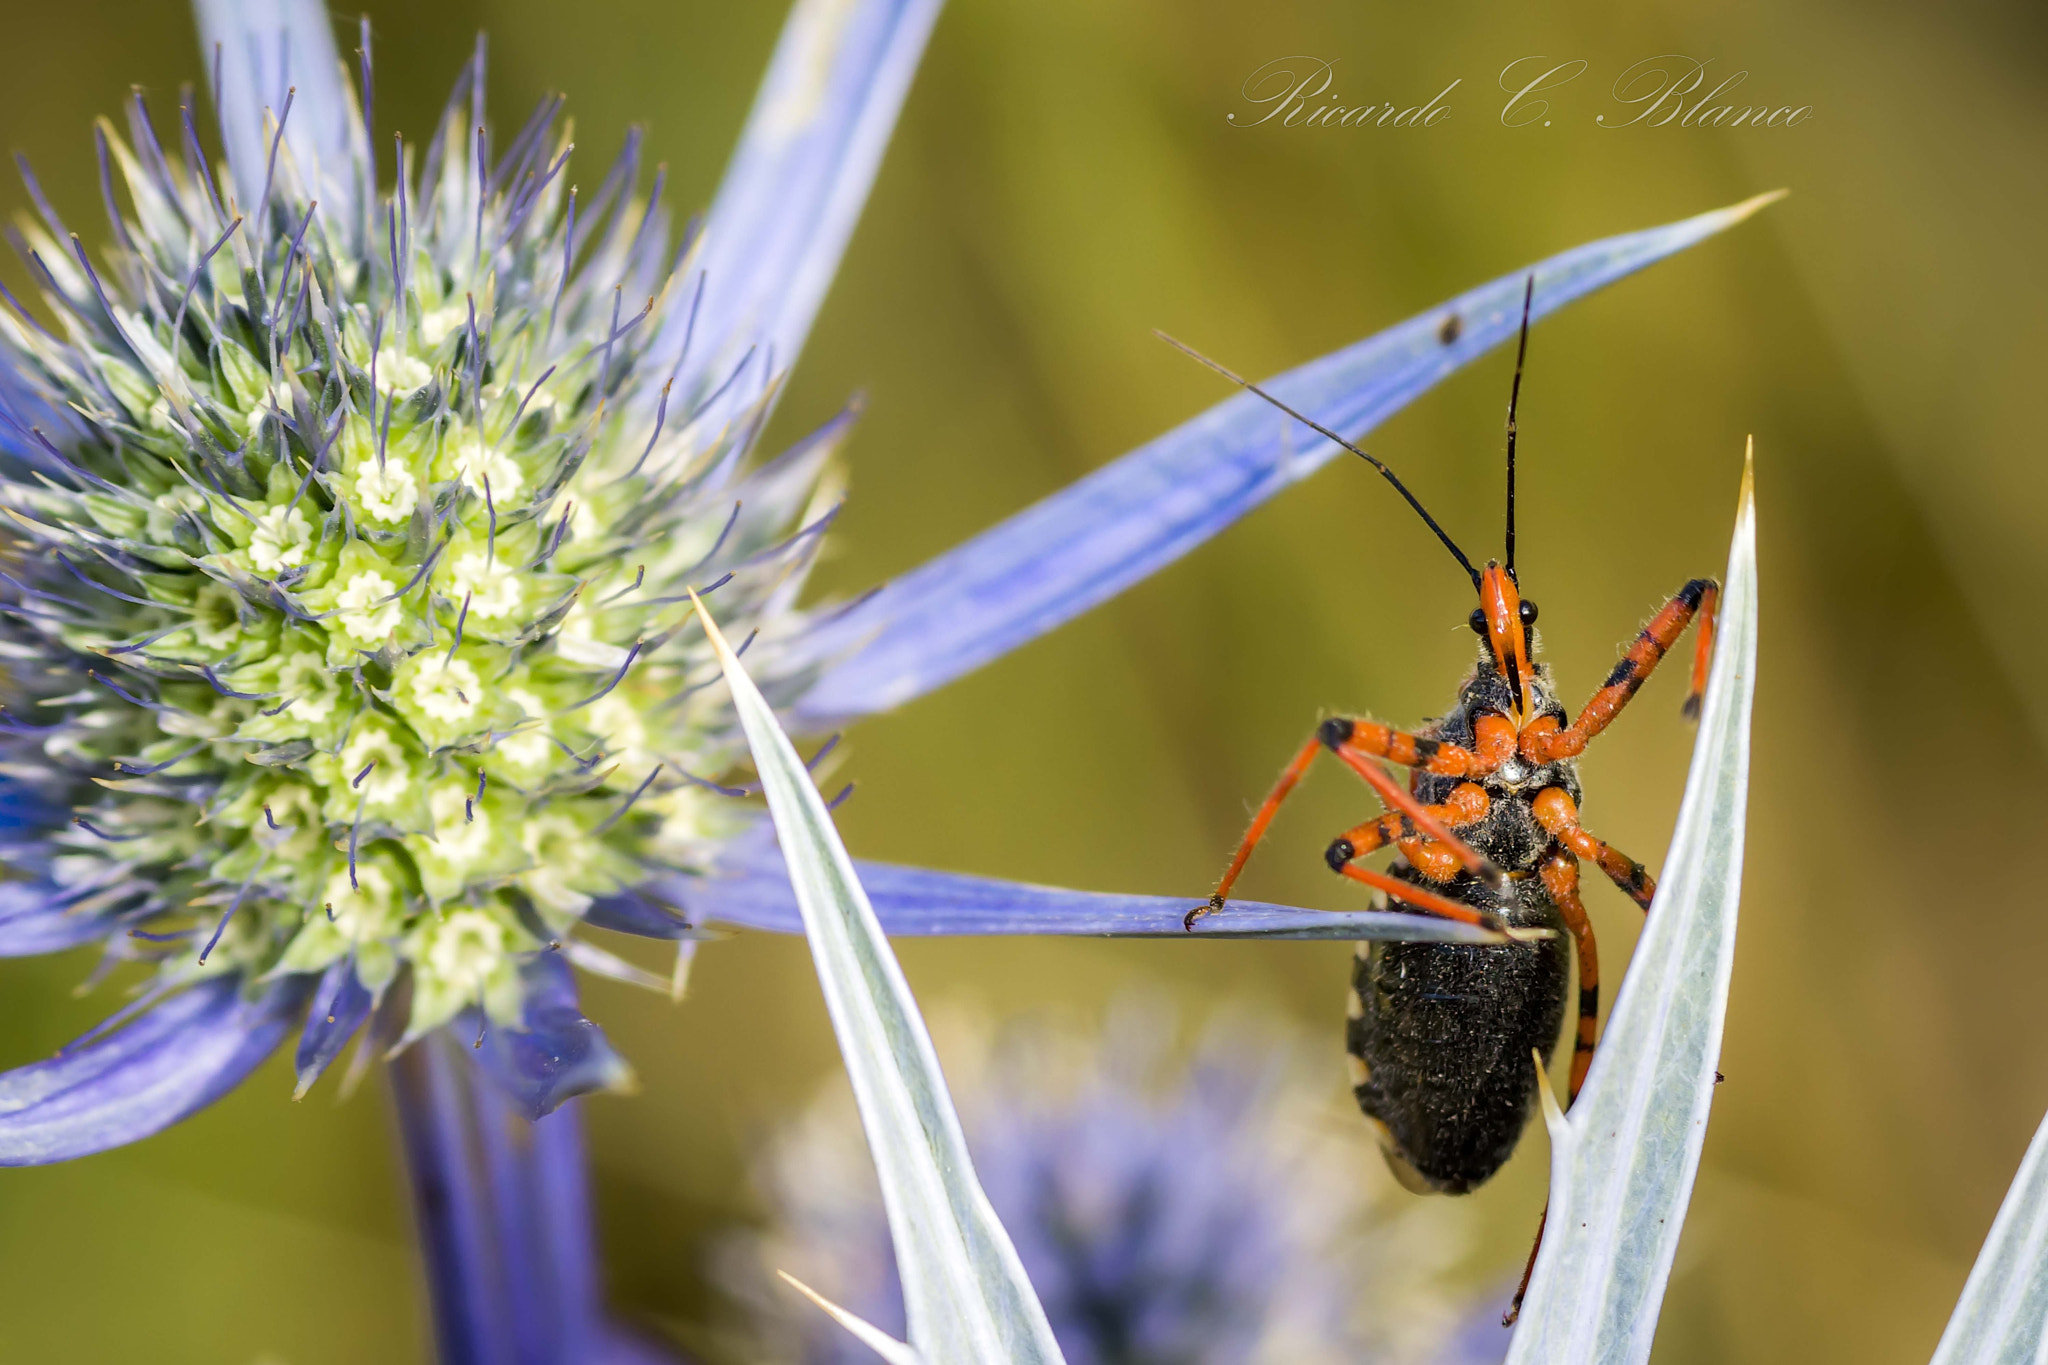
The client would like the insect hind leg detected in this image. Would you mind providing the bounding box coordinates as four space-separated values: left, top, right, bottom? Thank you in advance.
1540 850 1599 1103
1506 850 1612 1327
1532 787 1655 911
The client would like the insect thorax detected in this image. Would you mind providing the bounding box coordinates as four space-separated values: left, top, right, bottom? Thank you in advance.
1412 656 1582 877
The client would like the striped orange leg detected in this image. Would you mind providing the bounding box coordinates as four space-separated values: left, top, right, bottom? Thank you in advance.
1324 784 1505 932
1506 849 1600 1327
1521 578 1719 764
1336 862 1504 933
1320 720 1504 890
1188 721 1503 929
1327 780 1491 875
1541 850 1599 1103
1332 712 1519 779
1532 787 1655 911
1189 737 1321 929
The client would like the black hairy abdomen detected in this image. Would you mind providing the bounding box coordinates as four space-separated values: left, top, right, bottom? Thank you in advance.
1347 869 1570 1194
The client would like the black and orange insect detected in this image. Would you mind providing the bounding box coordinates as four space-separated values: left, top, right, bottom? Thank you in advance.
1163 280 1718 1324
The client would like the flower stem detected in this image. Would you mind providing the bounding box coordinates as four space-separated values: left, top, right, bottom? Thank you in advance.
388 1034 603 1365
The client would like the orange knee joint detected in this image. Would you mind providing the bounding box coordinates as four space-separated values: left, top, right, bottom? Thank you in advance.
1533 787 1655 911
1398 836 1464 882
1329 784 1489 885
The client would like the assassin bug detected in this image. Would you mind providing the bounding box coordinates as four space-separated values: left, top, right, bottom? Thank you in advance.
1162 279 1718 1324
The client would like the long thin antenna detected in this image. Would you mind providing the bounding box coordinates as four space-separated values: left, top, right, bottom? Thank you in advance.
1155 330 1480 588
1505 274 1534 582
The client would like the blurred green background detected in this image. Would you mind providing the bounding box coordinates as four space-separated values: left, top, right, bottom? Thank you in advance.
1 0 2043 1360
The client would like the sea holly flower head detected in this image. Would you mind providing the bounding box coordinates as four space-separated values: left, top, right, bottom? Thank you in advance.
0 36 829 1047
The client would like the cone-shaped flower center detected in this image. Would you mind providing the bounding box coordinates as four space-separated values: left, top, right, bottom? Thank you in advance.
0 77 839 1038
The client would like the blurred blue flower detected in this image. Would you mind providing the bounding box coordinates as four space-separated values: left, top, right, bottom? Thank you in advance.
0 0 1769 1166
720 1000 1484 1365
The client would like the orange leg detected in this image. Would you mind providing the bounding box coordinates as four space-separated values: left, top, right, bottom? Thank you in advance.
1323 731 1502 889
1522 578 1718 763
1506 1206 1548 1327
1329 811 1405 864
1336 861 1502 932
1507 850 1602 1327
1682 583 1720 722
1532 787 1655 911
1540 850 1599 1103
1328 782 1489 880
1189 725 1500 928
1395 832 1465 885
1324 783 1502 932
1328 782 1490 870
1329 712 1517 778
1191 738 1321 928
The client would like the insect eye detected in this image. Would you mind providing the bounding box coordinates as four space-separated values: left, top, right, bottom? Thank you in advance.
1519 600 1539 627
1468 608 1487 635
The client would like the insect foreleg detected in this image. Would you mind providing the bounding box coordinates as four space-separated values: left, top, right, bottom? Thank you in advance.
1188 737 1324 929
1337 712 1516 776
1188 727 1502 930
1521 578 1719 762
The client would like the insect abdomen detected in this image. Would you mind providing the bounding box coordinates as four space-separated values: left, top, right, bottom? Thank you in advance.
1345 872 1570 1194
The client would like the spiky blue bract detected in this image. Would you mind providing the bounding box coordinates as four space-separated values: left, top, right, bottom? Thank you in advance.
194 0 360 225
645 0 945 436
0 880 115 955
466 953 635 1122
792 192 1785 725
292 955 370 1095
0 976 305 1164
670 822 1504 942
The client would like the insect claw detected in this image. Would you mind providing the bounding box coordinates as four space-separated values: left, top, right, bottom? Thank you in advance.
1680 692 1704 722
1183 894 1225 932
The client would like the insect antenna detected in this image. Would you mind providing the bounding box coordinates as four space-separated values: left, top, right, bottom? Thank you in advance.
1505 274 1534 582
1154 329 1481 588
